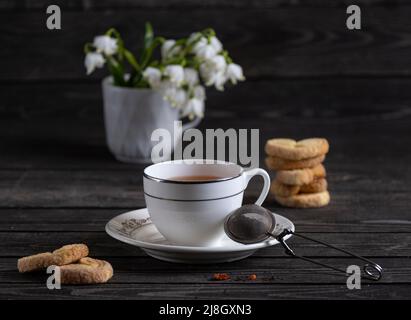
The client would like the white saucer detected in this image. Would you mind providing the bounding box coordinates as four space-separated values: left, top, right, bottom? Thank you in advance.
105 208 294 264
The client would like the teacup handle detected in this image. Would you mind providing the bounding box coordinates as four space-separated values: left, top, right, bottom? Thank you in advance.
244 168 271 206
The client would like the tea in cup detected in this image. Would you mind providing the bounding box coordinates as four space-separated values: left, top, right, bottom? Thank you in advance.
143 160 270 246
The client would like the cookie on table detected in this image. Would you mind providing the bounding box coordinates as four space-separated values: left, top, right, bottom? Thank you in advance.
17 244 89 273
53 244 89 266
276 164 326 186
17 252 56 273
60 257 113 284
265 138 329 160
270 179 300 197
300 178 327 194
274 191 330 208
270 178 327 197
265 154 325 171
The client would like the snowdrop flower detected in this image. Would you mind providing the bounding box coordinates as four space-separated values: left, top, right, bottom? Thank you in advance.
164 65 185 85
199 61 227 90
199 55 226 80
199 62 214 85
158 80 176 98
212 72 227 91
195 44 217 60
192 36 217 60
161 40 182 60
187 32 202 45
209 55 227 72
84 52 105 75
93 35 118 56
171 89 188 108
143 67 162 88
192 36 208 51
181 98 205 120
193 85 206 100
184 68 199 87
209 36 223 52
226 63 245 84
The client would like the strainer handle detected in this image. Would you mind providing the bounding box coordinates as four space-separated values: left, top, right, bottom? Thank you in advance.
272 229 383 281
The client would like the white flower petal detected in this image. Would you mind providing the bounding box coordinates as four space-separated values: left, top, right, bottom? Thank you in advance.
192 37 208 53
181 98 204 119
85 52 105 75
214 72 227 91
226 63 245 84
193 85 206 100
209 55 227 72
143 67 162 88
173 89 188 108
164 65 185 85
161 39 181 60
196 44 217 60
187 32 202 45
184 68 199 87
93 35 118 56
209 36 223 52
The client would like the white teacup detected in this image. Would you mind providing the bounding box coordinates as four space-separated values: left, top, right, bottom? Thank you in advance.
143 160 270 246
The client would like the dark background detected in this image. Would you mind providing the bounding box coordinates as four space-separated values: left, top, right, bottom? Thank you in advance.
1 0 411 170
1 1 411 299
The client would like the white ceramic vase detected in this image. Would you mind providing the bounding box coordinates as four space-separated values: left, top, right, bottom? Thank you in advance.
102 77 201 163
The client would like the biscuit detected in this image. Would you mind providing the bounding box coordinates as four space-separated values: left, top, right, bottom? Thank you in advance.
270 178 327 197
265 154 325 170
276 164 326 186
17 252 56 273
53 244 89 265
274 191 330 208
270 179 300 197
265 138 329 160
17 244 89 273
60 257 113 284
300 178 327 194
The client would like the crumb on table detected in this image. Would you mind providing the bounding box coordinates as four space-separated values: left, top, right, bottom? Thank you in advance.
212 273 231 281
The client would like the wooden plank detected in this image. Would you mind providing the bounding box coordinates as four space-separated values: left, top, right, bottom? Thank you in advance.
0 231 409 257
1 208 411 233
0 114 411 170
2 7 411 80
3 78 411 119
2 78 411 169
0 283 409 299
0 160 410 209
0 257 408 284
0 0 402 10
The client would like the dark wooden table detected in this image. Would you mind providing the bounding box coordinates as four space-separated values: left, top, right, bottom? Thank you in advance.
1 0 411 300
1 106 410 299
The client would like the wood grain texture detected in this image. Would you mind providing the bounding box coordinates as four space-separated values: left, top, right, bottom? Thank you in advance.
1 1 411 300
0 257 408 284
1 208 410 233
3 78 411 120
0 163 410 210
1 231 409 257
0 283 409 300
2 7 411 80
0 0 403 10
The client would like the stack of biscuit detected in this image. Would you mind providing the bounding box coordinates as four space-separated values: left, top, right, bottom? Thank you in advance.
17 244 113 284
265 138 330 208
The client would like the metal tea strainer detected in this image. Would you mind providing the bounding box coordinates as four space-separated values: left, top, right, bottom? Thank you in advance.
224 204 383 281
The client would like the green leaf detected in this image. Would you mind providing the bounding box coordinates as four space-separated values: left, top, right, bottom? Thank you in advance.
144 22 154 50
124 49 140 71
107 57 126 86
141 36 164 69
